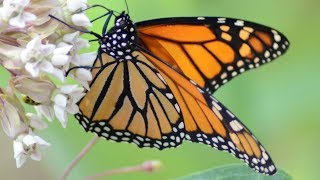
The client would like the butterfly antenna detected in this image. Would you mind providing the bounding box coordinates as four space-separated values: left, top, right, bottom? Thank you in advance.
48 15 102 39
125 0 130 14
80 4 121 15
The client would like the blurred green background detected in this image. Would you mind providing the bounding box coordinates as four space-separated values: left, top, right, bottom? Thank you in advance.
1 0 319 179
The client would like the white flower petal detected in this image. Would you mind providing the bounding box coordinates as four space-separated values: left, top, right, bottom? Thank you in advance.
40 44 56 56
0 6 14 20
63 31 79 43
34 135 50 147
9 15 26 28
23 134 37 146
59 85 77 94
15 153 27 168
72 13 92 27
21 11 36 22
0 100 28 138
54 45 73 55
20 49 31 63
30 149 42 161
70 55 81 66
26 36 41 50
51 68 66 82
52 54 70 66
79 52 96 66
67 103 79 114
54 94 67 107
76 68 92 81
35 105 55 122
67 0 86 12
25 62 40 77
26 113 48 130
57 42 69 48
73 92 85 103
53 104 67 128
39 61 54 73
76 38 90 49
19 0 31 7
13 140 25 158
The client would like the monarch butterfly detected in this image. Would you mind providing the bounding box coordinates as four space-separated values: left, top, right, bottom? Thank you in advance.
55 7 289 175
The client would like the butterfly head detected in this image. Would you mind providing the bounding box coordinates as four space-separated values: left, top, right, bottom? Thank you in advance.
100 12 137 60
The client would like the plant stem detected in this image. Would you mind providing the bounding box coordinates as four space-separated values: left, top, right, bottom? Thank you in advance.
85 164 144 180
59 135 99 180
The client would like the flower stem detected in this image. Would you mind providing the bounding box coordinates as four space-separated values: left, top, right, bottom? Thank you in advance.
59 135 99 180
85 164 144 180
85 160 161 180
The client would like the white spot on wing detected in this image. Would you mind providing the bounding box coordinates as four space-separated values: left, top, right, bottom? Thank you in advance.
212 101 222 110
226 110 235 118
217 18 226 23
229 120 244 131
235 20 244 26
156 73 166 84
264 51 270 58
274 34 281 42
166 93 173 99
174 104 181 113
178 122 184 129
262 151 269 160
212 137 218 143
94 127 101 132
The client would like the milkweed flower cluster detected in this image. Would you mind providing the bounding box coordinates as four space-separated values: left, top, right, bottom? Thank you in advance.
0 0 95 168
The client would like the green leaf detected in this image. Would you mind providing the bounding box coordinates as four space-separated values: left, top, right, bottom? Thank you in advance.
177 164 292 180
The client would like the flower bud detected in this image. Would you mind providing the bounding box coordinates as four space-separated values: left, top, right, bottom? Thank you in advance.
72 13 92 27
13 75 56 104
0 88 29 139
141 160 162 172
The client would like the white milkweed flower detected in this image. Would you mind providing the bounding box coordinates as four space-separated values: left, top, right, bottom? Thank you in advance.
51 45 73 67
66 0 87 12
73 68 93 90
71 13 92 27
0 88 48 136
60 31 96 89
53 85 85 128
0 88 49 168
0 88 29 139
51 44 73 81
13 130 50 168
26 113 48 130
66 0 91 27
0 0 96 171
34 105 55 122
20 35 74 82
20 36 56 77
0 0 36 28
13 75 56 104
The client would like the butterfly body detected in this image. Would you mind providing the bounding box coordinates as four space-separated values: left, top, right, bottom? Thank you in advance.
100 13 137 61
74 11 289 175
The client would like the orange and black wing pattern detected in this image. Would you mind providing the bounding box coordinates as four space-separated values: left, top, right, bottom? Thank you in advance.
137 48 277 175
75 51 185 149
136 17 289 93
73 14 289 176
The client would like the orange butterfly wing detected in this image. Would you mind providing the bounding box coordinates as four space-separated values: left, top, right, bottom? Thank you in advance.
76 51 185 149
136 17 289 93
74 16 289 175
137 48 276 174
